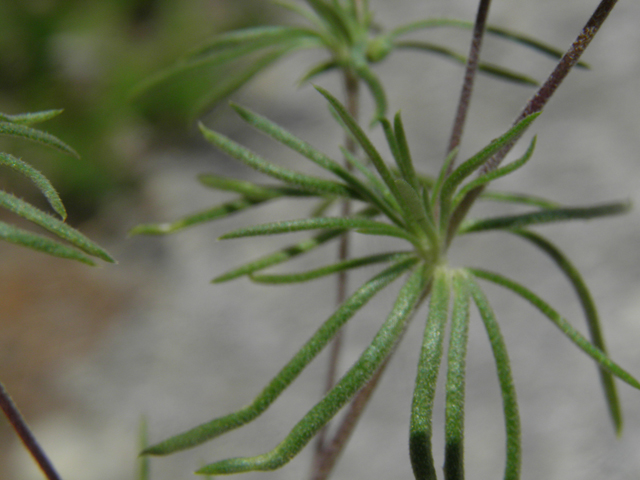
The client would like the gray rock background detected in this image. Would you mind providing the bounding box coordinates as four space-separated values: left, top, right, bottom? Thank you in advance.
5 1 640 479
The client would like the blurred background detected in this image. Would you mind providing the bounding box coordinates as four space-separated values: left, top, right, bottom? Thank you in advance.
1 1 640 479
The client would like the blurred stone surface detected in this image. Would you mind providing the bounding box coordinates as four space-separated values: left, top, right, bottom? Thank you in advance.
4 1 640 480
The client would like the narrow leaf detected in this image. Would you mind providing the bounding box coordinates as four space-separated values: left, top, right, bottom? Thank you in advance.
250 251 415 284
213 228 344 283
410 267 450 480
507 229 623 433
0 191 114 262
355 64 388 121
143 259 417 456
196 267 426 474
469 268 640 391
394 41 539 86
0 221 95 266
219 216 418 245
340 146 402 219
393 112 420 191
453 135 537 208
459 201 630 234
0 152 66 219
478 190 560 209
129 198 272 236
444 271 471 480
186 26 319 58
314 86 403 203
0 109 63 126
298 59 339 85
394 178 435 246
440 113 540 206
0 122 79 158
466 274 521 480
198 122 357 198
229 103 401 224
389 18 589 68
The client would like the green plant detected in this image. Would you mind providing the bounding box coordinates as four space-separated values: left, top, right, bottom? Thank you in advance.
0 109 114 480
129 1 639 479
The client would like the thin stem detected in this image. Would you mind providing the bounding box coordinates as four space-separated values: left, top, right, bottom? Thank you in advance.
449 0 619 240
482 0 619 172
311 67 360 478
445 0 492 172
0 382 63 480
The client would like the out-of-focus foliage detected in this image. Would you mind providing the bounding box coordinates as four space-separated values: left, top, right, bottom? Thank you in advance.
0 0 271 220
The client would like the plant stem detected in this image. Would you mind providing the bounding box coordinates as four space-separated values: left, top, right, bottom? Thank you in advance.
482 0 619 172
310 67 360 480
446 0 492 172
0 382 63 480
449 0 620 241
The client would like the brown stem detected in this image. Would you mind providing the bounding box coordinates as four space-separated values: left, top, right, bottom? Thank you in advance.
311 68 360 478
449 0 620 241
482 0 619 172
0 382 63 480
446 0 493 172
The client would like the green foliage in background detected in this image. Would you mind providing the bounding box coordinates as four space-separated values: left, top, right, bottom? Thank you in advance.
0 0 271 219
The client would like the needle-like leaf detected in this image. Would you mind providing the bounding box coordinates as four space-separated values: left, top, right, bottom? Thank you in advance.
143 258 417 456
0 221 95 266
250 251 415 284
492 229 623 434
453 135 537 208
389 18 589 68
196 267 426 474
0 152 66 219
212 229 344 283
477 190 560 209
219 216 419 245
410 266 450 480
440 113 540 211
198 122 357 198
444 271 471 480
229 103 402 224
459 201 630 234
469 268 640 391
394 41 539 86
0 191 114 263
0 109 63 126
315 86 404 203
0 122 79 158
466 274 520 480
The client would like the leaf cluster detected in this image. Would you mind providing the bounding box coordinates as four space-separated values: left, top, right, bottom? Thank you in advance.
133 84 636 478
0 110 114 265
133 0 585 122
